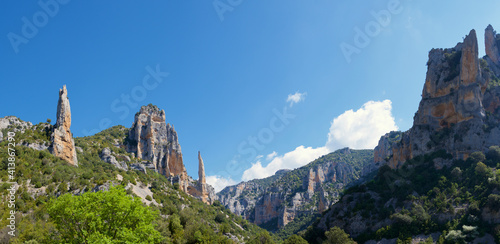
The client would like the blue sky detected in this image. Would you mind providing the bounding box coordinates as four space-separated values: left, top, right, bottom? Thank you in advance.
1 0 500 191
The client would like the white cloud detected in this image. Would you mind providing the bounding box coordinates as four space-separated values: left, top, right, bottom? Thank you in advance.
241 146 329 181
325 100 398 151
286 92 307 107
206 175 237 193
266 151 277 161
240 100 398 182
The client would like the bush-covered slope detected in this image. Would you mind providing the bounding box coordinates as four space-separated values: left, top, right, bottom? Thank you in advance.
0 122 270 243
217 148 374 241
304 148 500 243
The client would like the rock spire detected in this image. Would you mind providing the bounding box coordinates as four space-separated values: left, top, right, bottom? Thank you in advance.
50 85 78 166
198 151 206 185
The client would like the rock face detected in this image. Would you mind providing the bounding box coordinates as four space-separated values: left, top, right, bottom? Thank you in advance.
100 147 128 171
217 148 373 230
126 104 189 192
486 25 500 66
50 85 78 166
0 116 33 133
126 105 215 204
187 151 215 204
375 28 500 169
0 116 35 142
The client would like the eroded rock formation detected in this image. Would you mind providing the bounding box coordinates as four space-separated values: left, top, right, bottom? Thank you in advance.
187 151 215 204
375 27 500 169
126 104 189 192
486 25 500 66
50 85 78 166
100 147 128 171
217 148 372 230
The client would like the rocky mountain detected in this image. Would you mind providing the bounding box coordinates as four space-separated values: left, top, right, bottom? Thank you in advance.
49 85 78 166
0 94 263 243
126 104 187 187
374 28 500 170
124 104 215 204
304 26 500 243
0 120 268 243
217 148 373 236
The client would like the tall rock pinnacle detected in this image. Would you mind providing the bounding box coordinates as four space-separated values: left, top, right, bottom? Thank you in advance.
485 25 500 66
50 85 78 166
188 151 214 204
198 151 206 185
460 29 480 85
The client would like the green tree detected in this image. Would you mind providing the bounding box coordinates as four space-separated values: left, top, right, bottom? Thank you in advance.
323 227 355 244
247 231 275 244
469 152 486 164
487 146 500 164
423 236 433 244
47 186 163 243
475 162 490 177
283 234 308 244
169 214 184 243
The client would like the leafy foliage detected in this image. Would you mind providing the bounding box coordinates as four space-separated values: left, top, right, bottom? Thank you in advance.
323 227 355 244
47 186 163 243
306 148 500 243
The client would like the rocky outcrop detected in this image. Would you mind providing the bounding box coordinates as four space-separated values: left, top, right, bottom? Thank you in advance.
254 190 284 226
23 142 50 151
217 149 373 230
486 25 500 66
100 147 128 171
0 116 33 133
415 29 485 129
187 151 215 204
126 105 216 204
375 28 500 169
217 181 262 219
50 85 78 166
126 104 189 192
198 151 206 186
130 163 147 174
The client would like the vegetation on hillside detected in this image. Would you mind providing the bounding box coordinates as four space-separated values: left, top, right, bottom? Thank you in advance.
304 147 500 243
0 123 270 243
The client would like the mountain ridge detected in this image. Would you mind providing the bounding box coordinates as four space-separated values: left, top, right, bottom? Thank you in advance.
302 25 500 243
217 147 374 239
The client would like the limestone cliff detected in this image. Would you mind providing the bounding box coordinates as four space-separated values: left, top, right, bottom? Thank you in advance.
217 148 373 231
375 28 500 169
50 85 78 166
126 104 189 192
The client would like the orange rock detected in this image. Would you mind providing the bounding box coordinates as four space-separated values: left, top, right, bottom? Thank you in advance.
50 85 78 166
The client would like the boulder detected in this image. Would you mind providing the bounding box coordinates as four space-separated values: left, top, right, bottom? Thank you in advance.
100 147 128 171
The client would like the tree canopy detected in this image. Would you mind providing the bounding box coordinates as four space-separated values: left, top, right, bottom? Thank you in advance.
47 186 163 243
